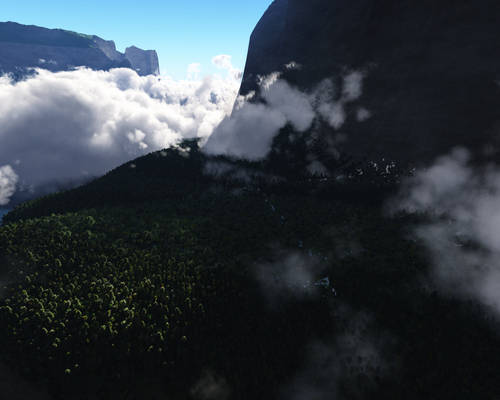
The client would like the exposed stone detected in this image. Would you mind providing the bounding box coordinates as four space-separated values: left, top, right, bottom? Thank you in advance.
239 0 500 165
125 46 160 76
0 21 159 78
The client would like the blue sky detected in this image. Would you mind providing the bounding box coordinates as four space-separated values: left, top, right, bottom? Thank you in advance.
2 0 273 79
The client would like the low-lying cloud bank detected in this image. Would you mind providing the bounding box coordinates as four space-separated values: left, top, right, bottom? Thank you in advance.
394 148 500 317
0 56 241 204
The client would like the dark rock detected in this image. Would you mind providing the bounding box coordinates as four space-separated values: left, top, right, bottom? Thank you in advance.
125 45 160 76
0 21 159 78
239 0 500 166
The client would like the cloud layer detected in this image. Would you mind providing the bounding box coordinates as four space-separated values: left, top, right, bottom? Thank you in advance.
394 148 500 316
0 57 241 203
0 60 370 204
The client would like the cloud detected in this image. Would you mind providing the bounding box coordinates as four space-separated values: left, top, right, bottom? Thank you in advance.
393 147 500 316
356 107 372 122
282 309 386 400
203 68 368 161
284 61 302 70
212 55 242 81
0 57 241 203
203 159 263 184
0 59 367 203
341 71 365 102
264 80 316 132
203 101 287 160
254 251 336 307
187 63 202 80
0 165 18 205
190 370 231 400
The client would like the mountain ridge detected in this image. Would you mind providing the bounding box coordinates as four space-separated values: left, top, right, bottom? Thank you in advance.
0 21 160 77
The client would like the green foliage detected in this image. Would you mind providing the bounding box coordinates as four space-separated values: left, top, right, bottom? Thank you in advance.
0 207 228 393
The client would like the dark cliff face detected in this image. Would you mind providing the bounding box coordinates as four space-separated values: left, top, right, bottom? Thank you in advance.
240 0 500 165
0 21 159 77
125 46 160 76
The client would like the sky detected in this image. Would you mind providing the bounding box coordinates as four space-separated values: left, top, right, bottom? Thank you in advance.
2 0 273 79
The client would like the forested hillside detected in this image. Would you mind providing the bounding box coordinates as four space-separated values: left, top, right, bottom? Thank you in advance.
1 140 499 399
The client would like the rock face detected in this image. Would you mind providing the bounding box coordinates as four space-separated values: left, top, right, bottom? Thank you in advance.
0 21 160 77
240 0 500 165
125 46 160 76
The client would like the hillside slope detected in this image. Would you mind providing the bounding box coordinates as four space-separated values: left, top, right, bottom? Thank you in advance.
1 142 499 399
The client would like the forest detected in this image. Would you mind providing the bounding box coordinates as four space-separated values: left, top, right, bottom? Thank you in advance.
1 138 499 399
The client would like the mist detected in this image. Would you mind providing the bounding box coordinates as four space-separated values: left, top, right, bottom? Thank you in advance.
393 147 500 317
203 68 370 161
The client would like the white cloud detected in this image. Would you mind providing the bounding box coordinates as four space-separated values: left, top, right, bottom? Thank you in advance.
0 165 18 205
187 63 201 80
202 102 287 160
253 251 336 307
393 148 500 317
204 68 368 161
0 59 369 202
264 79 315 132
212 55 242 81
307 160 329 176
318 101 346 130
0 58 241 203
284 61 302 70
356 107 372 122
342 71 365 102
257 71 282 90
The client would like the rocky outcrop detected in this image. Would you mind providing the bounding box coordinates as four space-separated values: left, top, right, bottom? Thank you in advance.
0 21 160 78
92 35 126 62
125 46 160 76
239 0 500 165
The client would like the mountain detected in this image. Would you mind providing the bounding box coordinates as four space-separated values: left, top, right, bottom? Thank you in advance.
0 21 160 77
2 141 500 399
2 5 500 399
125 46 160 76
239 0 500 166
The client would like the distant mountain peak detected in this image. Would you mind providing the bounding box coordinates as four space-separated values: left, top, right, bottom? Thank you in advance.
0 21 160 77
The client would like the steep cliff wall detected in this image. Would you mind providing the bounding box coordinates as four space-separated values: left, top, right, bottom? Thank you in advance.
0 21 160 77
125 46 160 76
239 0 500 165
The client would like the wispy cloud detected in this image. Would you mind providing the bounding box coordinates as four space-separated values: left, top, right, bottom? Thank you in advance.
392 147 500 316
190 370 231 400
254 250 336 308
203 68 370 161
187 63 202 80
0 165 18 205
212 55 243 81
